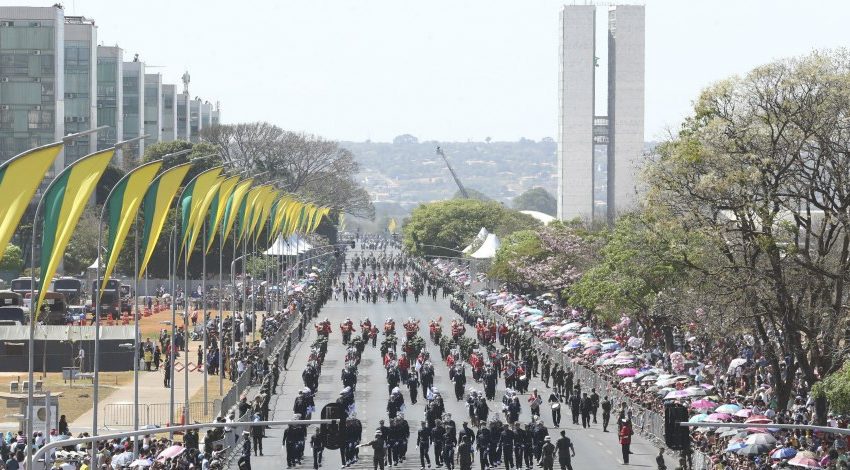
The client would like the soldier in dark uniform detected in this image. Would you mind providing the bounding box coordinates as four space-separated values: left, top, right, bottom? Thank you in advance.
601 396 612 432
590 389 600 424
555 431 575 470
458 435 474 470
512 423 525 470
358 431 387 470
475 426 490 470
569 392 581 425
417 421 432 469
310 429 324 470
432 420 445 468
498 423 515 470
580 393 592 429
539 436 555 470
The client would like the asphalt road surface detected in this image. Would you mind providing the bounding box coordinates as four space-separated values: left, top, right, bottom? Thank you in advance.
252 250 670 470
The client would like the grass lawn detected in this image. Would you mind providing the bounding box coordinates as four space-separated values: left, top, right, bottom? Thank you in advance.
0 371 133 428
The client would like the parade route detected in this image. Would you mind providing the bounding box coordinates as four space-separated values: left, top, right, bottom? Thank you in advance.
252 251 672 469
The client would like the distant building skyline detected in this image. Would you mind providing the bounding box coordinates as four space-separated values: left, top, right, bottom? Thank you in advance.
0 4 222 169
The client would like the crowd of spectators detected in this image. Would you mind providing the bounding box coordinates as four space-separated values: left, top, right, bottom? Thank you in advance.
420 257 850 470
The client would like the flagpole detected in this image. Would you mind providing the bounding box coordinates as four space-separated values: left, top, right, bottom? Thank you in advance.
184 232 190 427
202 222 208 416
133 222 140 458
169 227 176 438
218 217 224 396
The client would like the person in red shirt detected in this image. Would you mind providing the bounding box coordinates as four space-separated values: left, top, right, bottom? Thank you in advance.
619 417 633 464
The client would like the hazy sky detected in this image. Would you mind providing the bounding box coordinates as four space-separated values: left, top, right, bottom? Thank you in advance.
22 0 850 142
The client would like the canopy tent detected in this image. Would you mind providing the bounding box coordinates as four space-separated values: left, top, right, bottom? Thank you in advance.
462 227 489 254
520 210 555 225
470 233 500 259
264 234 313 256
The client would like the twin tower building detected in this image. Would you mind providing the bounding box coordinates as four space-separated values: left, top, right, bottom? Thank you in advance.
557 5 645 224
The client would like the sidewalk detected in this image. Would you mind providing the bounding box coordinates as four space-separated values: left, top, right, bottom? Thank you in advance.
69 334 225 434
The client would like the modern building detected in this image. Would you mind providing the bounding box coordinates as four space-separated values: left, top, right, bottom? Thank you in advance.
160 83 177 142
63 16 97 166
0 6 65 176
200 100 212 130
143 73 162 144
557 4 645 224
176 92 190 141
96 45 123 152
557 5 596 222
211 101 221 126
121 58 144 168
189 97 201 142
606 5 645 220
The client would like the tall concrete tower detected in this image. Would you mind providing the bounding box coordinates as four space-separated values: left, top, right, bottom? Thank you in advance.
557 5 645 224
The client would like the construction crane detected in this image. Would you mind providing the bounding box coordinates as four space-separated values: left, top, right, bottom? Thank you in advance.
436 146 469 199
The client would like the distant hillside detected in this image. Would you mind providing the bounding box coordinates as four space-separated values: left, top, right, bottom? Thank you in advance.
343 135 557 209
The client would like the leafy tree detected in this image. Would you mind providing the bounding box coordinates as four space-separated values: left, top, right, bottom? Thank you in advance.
202 124 373 218
813 363 850 415
245 255 278 279
453 188 490 201
95 165 126 205
512 187 556 216
63 206 100 275
143 140 222 181
402 199 540 257
0 243 24 274
568 212 700 349
642 49 850 414
508 222 593 293
489 230 543 285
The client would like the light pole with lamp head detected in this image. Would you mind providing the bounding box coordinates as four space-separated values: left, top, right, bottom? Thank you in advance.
28 126 109 470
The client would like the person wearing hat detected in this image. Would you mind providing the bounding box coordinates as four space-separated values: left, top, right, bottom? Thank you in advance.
358 431 387 470
283 419 302 468
239 430 252 469
310 428 324 470
555 431 575 470
538 436 555 470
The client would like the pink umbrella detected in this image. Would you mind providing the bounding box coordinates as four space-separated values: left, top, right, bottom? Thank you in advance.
734 408 753 418
787 455 821 468
157 445 186 461
583 348 600 356
690 400 718 410
706 413 732 422
616 368 638 377
664 390 691 399
745 415 771 424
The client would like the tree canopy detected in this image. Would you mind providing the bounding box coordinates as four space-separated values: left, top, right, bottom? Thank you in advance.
512 187 556 216
402 199 540 257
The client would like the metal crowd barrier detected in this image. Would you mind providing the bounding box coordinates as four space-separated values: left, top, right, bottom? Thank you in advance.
459 290 716 468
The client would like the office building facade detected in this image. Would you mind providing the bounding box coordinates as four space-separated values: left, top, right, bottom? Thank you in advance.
121 59 144 168
161 84 177 142
96 45 123 151
143 73 162 143
557 4 645 223
63 16 97 166
176 93 190 141
0 6 65 175
189 97 201 142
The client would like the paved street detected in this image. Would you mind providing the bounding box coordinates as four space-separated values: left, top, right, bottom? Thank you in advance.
254 253 669 469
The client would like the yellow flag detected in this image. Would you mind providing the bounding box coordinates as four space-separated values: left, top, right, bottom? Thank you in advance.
205 175 240 253
0 142 62 262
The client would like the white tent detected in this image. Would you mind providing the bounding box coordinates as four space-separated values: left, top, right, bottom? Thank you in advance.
462 227 490 254
520 210 556 225
470 233 500 259
265 235 314 256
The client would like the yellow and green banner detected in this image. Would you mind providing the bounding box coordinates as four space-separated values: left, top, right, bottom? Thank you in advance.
0 142 63 261
221 179 253 242
388 217 397 233
185 176 224 260
37 148 114 316
178 167 222 258
139 162 192 278
101 160 163 293
205 175 240 253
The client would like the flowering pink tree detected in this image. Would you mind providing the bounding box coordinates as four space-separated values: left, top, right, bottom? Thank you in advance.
508 223 590 292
